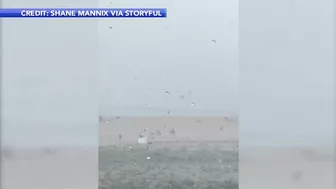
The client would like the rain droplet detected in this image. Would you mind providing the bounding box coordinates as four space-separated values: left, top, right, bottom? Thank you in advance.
129 146 133 149
190 102 195 106
180 95 184 99
106 120 110 124
196 120 202 124
147 156 151 160
165 91 170 95
116 116 120 119
144 128 148 132
167 111 171 115
109 26 112 29
212 40 217 43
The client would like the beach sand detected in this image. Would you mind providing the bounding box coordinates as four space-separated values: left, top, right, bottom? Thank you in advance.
99 116 238 145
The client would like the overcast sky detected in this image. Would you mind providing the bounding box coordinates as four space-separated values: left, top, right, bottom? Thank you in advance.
1 0 334 147
98 0 239 116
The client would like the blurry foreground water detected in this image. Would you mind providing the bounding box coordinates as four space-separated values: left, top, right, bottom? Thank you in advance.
99 143 238 189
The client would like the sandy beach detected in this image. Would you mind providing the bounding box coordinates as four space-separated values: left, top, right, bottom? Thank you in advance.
99 116 238 145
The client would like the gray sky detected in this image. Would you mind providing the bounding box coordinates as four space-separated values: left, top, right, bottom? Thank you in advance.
1 0 334 147
98 0 239 116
